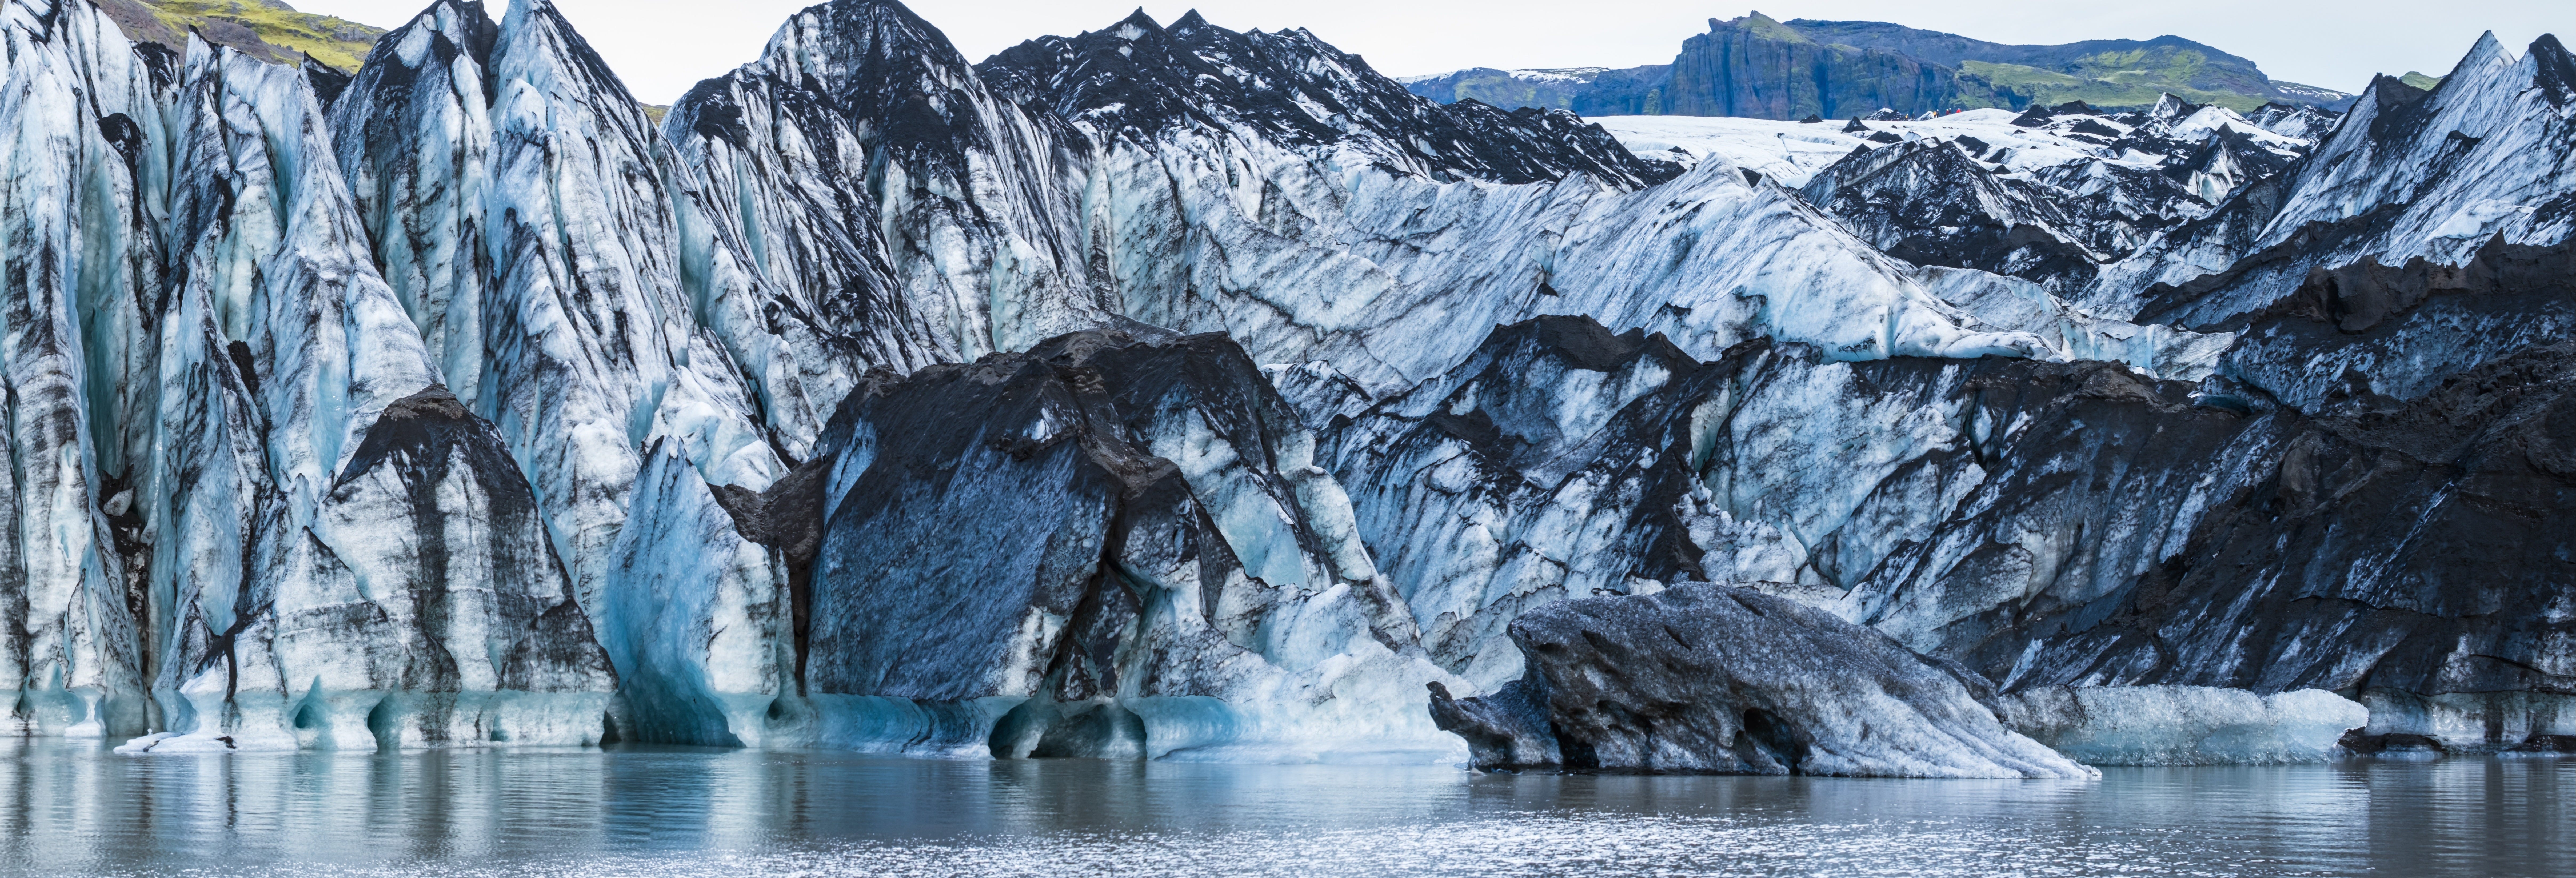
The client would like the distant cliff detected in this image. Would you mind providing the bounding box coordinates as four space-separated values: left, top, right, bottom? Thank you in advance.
1400 65 1679 115
1788 19 2349 111
1403 13 2351 119
1397 67 1608 112
1664 13 2009 118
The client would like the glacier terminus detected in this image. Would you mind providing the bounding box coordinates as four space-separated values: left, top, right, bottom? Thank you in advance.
0 0 2569 781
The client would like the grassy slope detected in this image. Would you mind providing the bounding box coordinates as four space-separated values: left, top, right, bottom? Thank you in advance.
1962 58 2272 112
1738 12 1814 44
1779 19 2345 112
113 0 385 71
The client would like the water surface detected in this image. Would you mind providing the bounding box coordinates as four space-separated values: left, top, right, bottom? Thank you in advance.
2 741 2567 876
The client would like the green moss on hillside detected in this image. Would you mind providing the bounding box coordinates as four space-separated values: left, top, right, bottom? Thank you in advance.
98 0 385 71
1962 59 2269 112
2399 71 2444 90
1738 11 1814 45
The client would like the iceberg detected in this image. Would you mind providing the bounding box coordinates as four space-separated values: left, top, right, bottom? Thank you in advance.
1429 583 2096 778
1999 686 2368 765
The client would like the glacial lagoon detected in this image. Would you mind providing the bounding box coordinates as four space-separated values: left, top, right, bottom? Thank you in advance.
4 742 2567 877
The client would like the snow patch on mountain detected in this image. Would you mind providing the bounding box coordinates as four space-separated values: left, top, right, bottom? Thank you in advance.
1591 106 2310 189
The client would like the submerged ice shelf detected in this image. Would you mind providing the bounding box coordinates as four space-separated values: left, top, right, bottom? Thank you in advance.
0 0 2567 772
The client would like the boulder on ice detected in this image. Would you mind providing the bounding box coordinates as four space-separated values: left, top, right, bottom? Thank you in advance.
1429 583 2095 778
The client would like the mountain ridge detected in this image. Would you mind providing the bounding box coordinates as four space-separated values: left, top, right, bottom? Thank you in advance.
1405 13 2354 118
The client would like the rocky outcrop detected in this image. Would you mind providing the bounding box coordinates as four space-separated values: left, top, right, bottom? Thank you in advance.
1428 583 2094 777
1568 65 1681 116
1397 66 1669 115
1784 21 2335 111
1665 14 2004 120
1407 17 2345 118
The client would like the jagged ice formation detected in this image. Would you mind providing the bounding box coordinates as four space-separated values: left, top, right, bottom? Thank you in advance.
0 0 2567 766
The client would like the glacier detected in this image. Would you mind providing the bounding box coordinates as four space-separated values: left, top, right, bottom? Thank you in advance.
0 0 2564 772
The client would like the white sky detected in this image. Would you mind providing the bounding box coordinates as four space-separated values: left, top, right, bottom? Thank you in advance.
291 1 2575 107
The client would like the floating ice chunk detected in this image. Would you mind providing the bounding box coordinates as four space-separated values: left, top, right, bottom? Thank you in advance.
115 733 242 754
112 733 180 755
1999 685 2367 765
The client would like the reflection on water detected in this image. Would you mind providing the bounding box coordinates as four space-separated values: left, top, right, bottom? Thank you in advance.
0 740 2566 876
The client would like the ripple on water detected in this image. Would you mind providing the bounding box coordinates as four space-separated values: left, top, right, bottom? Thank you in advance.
6 742 2567 877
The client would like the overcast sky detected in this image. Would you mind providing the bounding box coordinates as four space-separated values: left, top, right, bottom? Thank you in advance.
294 1 2575 107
